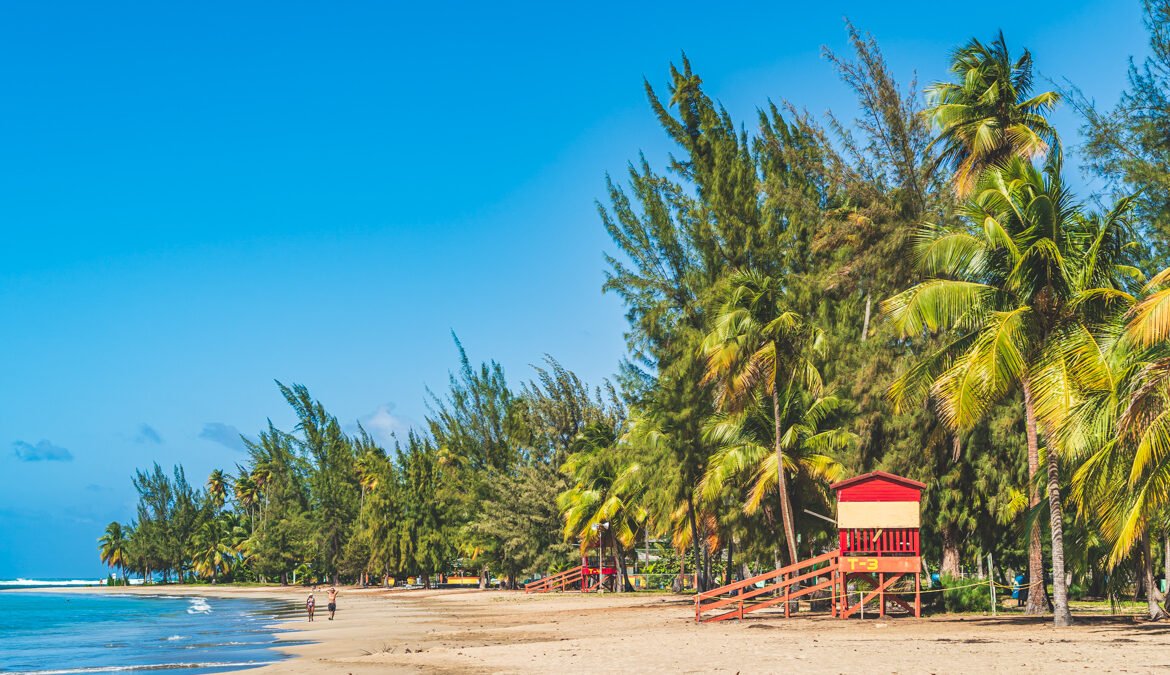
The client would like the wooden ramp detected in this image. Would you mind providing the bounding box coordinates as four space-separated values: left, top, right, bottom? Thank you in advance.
694 550 840 623
524 565 585 594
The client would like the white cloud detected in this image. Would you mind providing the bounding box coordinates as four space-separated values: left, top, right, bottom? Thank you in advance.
355 403 413 447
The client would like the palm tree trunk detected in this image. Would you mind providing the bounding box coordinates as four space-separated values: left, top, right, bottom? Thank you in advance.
940 525 962 578
1143 532 1168 620
1042 425 1074 627
613 537 633 592
1164 529 1170 602
773 387 799 567
1021 378 1051 615
686 494 704 591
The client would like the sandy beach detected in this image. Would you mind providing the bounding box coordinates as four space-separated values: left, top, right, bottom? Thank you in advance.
56 585 1170 674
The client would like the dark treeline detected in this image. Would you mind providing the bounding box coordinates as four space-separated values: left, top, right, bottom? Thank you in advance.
101 5 1170 626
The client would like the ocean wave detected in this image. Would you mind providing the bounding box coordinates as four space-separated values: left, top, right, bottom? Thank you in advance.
164 635 185 641
0 579 102 587
185 598 212 614
9 661 274 675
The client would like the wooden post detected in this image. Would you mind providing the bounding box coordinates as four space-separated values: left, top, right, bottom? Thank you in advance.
879 572 885 618
830 569 837 617
988 553 997 617
915 572 921 617
783 572 790 618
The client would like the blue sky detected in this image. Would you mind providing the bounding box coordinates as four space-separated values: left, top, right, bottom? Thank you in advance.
0 0 1149 577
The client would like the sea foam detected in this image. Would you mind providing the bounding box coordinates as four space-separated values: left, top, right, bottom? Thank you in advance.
186 598 212 614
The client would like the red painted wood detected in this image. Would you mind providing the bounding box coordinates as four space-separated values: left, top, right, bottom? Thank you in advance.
832 471 925 502
836 478 922 502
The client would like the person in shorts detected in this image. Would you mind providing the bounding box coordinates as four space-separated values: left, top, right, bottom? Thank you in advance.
327 586 338 620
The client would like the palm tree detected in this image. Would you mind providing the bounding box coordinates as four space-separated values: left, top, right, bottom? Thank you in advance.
1067 266 1170 619
233 469 259 530
206 469 227 512
701 270 824 566
98 521 128 583
191 516 234 583
700 389 851 519
355 448 381 515
558 422 648 591
925 32 1060 196
884 156 1138 626
249 462 272 520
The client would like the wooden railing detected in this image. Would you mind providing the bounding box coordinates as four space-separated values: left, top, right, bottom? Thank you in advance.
523 565 586 594
838 528 919 556
694 550 840 623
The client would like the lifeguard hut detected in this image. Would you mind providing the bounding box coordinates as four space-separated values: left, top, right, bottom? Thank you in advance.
522 554 617 594
694 470 924 622
832 470 924 618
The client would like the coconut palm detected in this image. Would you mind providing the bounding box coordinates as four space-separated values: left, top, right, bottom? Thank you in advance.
558 422 648 591
884 155 1139 626
98 521 128 583
700 389 851 518
701 270 824 566
1066 265 1170 618
191 516 234 583
233 468 259 530
206 469 227 512
355 448 381 515
249 461 272 519
925 32 1060 196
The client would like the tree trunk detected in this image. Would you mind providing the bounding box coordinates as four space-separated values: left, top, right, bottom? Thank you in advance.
1164 530 1170 601
724 539 735 587
614 538 633 592
861 292 872 342
686 494 704 591
940 525 962 578
703 544 711 593
1022 378 1051 615
1042 424 1074 626
1143 532 1169 620
773 387 799 567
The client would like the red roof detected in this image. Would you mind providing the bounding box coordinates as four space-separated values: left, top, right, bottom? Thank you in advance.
829 470 925 492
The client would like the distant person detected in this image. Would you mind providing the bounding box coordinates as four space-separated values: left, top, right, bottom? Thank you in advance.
327 586 338 620
306 593 316 622
1014 573 1028 607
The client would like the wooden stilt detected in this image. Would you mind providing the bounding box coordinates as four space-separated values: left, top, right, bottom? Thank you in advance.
914 572 921 618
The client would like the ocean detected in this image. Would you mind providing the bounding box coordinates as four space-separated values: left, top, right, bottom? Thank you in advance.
0 585 300 675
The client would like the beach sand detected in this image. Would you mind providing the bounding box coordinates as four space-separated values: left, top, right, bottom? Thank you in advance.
66 585 1170 673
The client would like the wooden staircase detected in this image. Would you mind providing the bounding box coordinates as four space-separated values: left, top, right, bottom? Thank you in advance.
694 550 840 622
523 565 586 593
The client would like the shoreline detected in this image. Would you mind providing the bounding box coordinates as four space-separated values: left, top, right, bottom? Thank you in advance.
12 585 1170 673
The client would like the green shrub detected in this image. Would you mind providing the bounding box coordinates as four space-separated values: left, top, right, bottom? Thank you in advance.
940 573 994 613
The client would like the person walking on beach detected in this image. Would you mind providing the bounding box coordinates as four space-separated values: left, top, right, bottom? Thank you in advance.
327 586 338 620
306 593 316 622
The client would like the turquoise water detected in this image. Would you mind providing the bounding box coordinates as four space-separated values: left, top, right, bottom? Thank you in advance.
0 591 299 674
